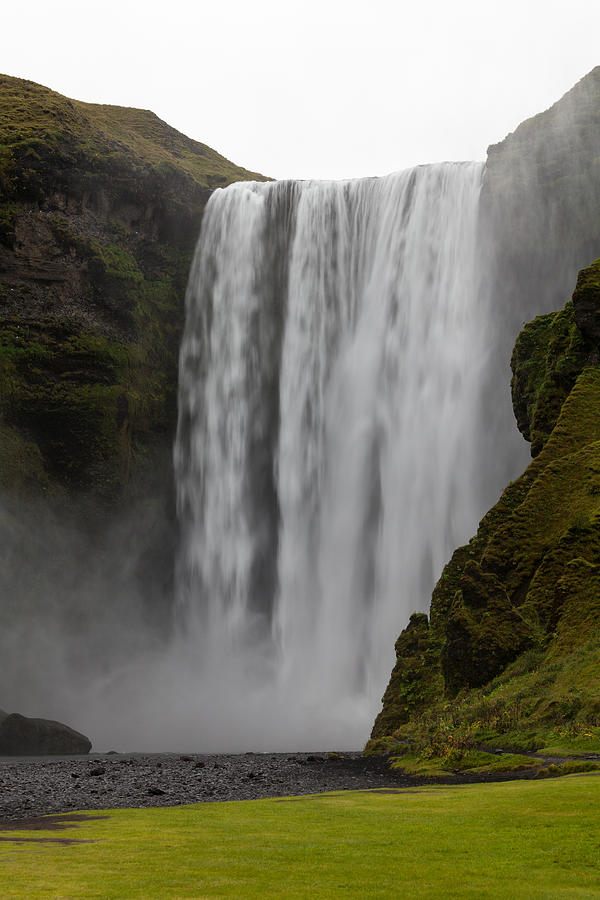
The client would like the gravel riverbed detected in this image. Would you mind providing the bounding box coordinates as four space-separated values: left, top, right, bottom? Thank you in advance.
0 752 413 820
0 750 544 822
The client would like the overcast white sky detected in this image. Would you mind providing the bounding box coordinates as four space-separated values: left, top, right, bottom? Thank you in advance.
3 1 600 180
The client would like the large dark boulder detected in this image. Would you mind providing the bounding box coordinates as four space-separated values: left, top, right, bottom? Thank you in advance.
0 712 91 755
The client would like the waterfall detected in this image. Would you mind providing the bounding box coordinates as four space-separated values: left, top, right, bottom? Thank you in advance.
175 162 488 749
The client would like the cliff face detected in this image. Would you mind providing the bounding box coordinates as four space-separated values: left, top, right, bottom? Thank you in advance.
0 74 267 619
0 74 265 504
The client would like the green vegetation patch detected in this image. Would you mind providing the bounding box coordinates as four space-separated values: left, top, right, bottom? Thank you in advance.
370 635 600 767
0 213 185 503
511 301 586 456
3 777 600 898
0 319 131 498
389 750 536 777
535 760 600 778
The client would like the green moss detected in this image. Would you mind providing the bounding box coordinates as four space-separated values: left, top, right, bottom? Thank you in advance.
370 613 444 739
0 302 182 506
379 634 600 763
539 725 600 756
0 319 133 500
441 562 538 694
92 242 143 282
510 301 587 455
535 760 600 778
390 750 537 777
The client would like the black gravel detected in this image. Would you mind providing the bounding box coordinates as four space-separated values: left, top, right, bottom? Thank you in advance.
0 752 408 820
0 750 545 822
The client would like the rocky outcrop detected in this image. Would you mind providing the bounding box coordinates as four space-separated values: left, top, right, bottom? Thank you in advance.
0 711 91 755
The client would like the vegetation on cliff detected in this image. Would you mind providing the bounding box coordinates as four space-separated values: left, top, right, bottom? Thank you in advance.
0 74 265 508
370 258 600 767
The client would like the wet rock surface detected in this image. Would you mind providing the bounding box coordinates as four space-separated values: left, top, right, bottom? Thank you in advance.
0 751 541 821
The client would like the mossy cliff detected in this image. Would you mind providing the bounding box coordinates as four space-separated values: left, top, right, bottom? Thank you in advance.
370 259 600 756
0 75 266 595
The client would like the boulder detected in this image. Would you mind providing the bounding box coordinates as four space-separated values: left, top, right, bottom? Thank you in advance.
0 712 91 755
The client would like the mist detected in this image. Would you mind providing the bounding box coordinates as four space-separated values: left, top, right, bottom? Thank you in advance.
0 490 377 752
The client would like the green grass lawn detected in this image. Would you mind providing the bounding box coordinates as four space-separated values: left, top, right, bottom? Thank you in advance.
2 775 600 899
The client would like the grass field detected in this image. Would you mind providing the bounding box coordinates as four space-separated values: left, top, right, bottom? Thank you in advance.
2 775 600 898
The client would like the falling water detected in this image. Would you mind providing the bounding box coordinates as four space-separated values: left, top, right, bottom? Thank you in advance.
175 163 488 749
